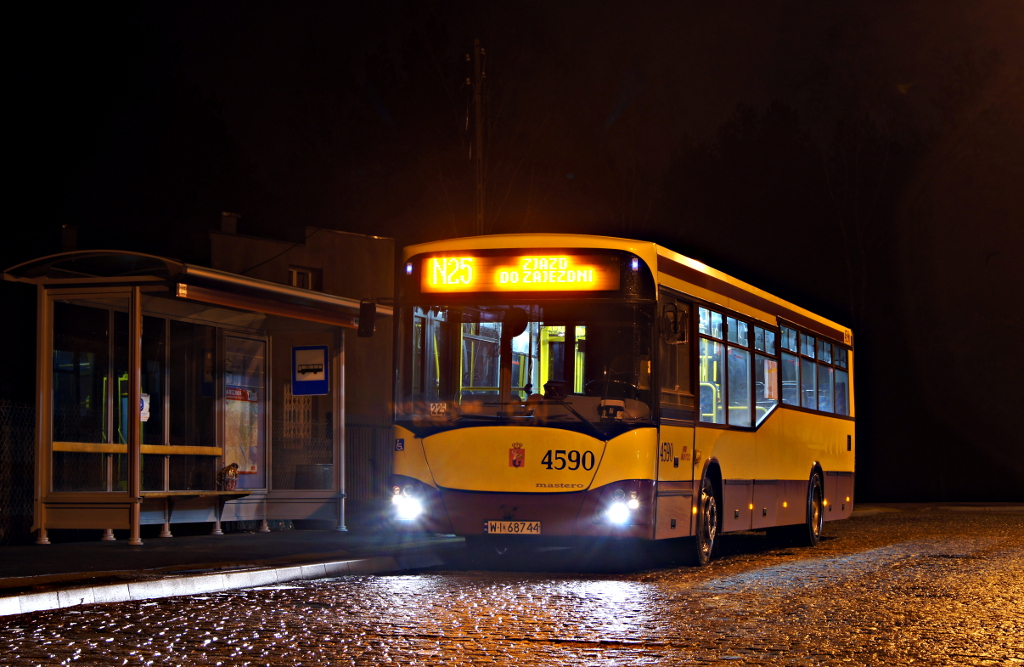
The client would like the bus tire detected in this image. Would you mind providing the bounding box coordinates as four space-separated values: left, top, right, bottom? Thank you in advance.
686 475 719 566
794 472 824 547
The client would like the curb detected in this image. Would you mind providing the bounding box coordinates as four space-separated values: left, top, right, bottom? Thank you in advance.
0 551 444 618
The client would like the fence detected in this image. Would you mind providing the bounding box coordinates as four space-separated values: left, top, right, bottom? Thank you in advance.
0 400 35 545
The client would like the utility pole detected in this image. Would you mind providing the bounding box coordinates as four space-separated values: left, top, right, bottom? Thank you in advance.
470 39 485 236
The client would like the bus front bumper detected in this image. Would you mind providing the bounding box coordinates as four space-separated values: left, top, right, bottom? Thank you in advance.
391 475 656 539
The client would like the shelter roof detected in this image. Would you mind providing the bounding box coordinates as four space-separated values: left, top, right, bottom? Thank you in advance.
4 250 390 329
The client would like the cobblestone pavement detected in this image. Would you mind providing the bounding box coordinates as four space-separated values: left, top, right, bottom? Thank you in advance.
2 509 1022 666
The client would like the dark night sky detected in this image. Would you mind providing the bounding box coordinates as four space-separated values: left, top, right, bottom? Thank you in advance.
6 1 1023 500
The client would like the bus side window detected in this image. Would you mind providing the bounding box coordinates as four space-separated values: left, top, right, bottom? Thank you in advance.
659 295 693 419
753 325 779 424
834 347 850 415
780 352 799 406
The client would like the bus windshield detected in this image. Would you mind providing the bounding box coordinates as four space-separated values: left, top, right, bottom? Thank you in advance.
396 301 654 438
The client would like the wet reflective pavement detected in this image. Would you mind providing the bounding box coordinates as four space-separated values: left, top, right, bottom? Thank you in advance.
2 509 1022 666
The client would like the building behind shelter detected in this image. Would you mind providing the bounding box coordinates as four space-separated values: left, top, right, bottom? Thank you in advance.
208 223 396 527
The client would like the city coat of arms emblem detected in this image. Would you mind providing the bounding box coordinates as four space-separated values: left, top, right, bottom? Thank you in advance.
509 443 525 468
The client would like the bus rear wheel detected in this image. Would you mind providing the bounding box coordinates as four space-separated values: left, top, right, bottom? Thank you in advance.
768 473 825 548
792 472 824 547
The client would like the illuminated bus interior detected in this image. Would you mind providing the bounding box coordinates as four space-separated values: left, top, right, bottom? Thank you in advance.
396 302 654 437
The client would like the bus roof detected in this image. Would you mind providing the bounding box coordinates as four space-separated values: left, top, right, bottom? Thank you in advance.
403 233 852 346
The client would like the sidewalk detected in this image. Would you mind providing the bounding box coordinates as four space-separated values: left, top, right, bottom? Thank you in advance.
1 528 462 617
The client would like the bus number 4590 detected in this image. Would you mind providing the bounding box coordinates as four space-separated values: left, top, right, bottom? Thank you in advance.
541 450 595 471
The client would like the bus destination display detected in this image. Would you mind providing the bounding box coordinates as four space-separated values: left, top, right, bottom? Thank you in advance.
422 254 621 293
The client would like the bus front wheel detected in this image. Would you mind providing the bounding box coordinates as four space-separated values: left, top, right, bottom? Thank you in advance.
687 476 718 566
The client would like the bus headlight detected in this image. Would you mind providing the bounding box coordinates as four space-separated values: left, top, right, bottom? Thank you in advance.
607 501 631 524
605 489 641 524
392 485 424 521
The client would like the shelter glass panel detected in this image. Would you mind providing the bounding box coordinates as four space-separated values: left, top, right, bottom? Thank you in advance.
169 454 216 490
142 453 165 491
141 316 166 445
51 300 127 493
169 321 216 449
225 336 267 489
273 382 334 491
52 451 106 493
52 303 109 444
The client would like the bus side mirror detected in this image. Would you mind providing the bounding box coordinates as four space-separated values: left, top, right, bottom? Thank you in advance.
358 300 376 337
661 303 688 344
503 307 530 338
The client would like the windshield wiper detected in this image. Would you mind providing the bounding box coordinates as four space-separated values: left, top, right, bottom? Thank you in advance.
416 399 611 440
536 400 609 440
462 399 609 440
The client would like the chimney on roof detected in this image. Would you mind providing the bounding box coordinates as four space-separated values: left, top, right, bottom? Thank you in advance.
61 224 78 252
221 212 240 234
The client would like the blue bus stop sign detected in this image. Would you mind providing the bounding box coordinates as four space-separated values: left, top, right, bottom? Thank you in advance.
292 345 329 396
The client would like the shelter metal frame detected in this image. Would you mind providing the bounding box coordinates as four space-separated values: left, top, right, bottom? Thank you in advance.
5 250 391 545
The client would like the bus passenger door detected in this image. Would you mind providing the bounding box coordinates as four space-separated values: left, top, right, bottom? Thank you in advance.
655 294 697 539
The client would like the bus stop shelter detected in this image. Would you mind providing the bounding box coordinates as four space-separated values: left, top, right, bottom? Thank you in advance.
4 250 390 545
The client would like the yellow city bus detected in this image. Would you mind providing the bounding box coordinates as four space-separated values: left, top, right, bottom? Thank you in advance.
390 234 854 564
